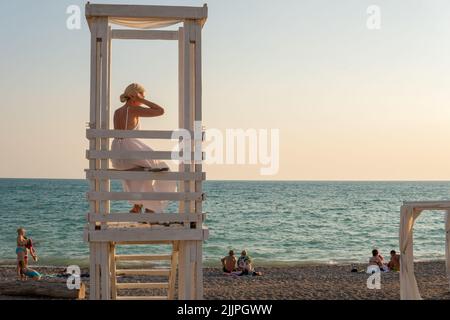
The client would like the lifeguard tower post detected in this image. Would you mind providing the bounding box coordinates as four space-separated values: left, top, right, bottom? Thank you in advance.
84 3 208 300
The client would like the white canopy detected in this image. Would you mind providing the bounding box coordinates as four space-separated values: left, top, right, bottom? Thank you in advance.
85 3 208 30
400 204 450 300
109 17 181 29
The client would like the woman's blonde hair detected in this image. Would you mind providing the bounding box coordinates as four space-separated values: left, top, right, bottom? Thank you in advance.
120 83 146 103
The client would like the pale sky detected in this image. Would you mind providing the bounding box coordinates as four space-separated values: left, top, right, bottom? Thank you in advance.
1 0 450 180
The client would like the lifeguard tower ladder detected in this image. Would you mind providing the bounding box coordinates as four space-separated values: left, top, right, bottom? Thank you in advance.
84 3 208 300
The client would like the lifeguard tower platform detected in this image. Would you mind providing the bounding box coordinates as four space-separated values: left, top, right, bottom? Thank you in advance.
84 3 208 300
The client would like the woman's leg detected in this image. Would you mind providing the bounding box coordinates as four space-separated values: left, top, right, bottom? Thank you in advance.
16 259 21 279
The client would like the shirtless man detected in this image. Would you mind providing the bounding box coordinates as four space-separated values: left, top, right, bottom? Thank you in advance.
369 249 387 270
387 250 400 271
221 250 237 273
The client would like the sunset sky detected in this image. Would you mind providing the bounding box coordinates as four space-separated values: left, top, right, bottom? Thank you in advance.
1 0 450 180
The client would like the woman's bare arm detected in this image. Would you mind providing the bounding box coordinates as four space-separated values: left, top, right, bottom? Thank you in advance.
131 97 165 117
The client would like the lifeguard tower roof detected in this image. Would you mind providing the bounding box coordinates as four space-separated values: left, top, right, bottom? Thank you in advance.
85 2 208 29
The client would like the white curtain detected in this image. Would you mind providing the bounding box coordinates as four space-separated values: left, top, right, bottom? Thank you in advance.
109 17 182 29
400 207 450 299
399 206 422 300
446 211 450 291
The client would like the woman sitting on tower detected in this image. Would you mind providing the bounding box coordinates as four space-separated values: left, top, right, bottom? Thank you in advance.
111 83 178 214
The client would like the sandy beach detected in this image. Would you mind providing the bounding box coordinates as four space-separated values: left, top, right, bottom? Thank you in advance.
1 260 449 300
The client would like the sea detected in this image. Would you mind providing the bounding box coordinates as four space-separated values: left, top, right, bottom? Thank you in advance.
0 178 449 267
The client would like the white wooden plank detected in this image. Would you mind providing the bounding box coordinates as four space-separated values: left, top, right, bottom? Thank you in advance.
116 269 170 276
178 241 186 299
87 22 101 305
195 241 203 299
86 3 208 20
89 243 97 300
184 241 194 300
88 228 207 242
85 170 205 181
95 243 101 300
115 240 173 245
184 22 193 217
168 249 178 300
110 244 117 300
178 25 186 219
99 16 110 234
88 212 205 223
87 191 203 201
403 201 450 209
203 228 209 240
116 296 168 300
115 254 172 261
112 30 178 40
186 22 196 300
86 129 201 139
189 241 196 299
193 21 204 300
100 243 111 299
194 22 202 124
116 282 169 290
86 150 204 161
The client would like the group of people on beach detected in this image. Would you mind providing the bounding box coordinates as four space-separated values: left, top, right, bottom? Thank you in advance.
221 250 262 276
368 249 400 272
16 228 41 281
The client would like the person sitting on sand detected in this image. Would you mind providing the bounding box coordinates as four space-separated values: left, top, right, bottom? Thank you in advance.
387 250 400 272
236 250 262 276
221 250 237 273
237 258 262 276
368 249 387 272
237 250 251 271
18 260 41 281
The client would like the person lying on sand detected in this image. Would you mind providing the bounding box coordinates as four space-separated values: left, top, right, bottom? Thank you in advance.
387 250 400 272
18 260 41 281
221 250 237 273
368 249 388 272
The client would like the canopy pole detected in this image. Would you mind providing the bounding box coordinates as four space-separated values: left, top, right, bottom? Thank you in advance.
193 20 204 299
88 16 101 300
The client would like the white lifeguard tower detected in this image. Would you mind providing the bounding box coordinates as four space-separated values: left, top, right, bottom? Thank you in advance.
84 3 208 300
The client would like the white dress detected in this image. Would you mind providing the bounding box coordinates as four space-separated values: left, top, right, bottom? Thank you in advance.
110 106 177 212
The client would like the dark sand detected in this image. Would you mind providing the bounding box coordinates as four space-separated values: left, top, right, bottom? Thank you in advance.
1 261 449 300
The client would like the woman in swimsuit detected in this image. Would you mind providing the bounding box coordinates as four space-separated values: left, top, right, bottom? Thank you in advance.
16 228 29 279
110 83 177 214
16 228 38 278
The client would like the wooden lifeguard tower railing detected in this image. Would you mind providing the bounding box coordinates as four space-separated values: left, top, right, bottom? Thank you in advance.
84 3 208 300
